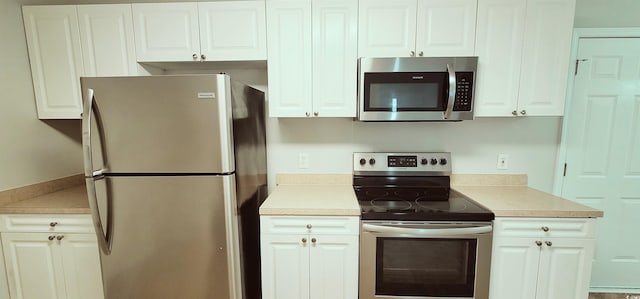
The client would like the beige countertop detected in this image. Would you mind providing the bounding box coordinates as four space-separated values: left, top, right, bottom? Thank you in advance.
454 185 603 218
0 175 90 214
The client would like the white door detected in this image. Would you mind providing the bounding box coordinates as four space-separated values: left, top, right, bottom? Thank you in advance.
198 1 267 61
266 0 313 117
59 234 104 299
78 4 138 76
308 235 358 299
1 233 65 299
472 0 525 117
516 0 576 116
357 0 417 58
311 0 358 117
536 238 595 299
488 237 540 299
22 5 84 119
415 0 477 57
260 234 310 299
561 37 640 289
132 3 200 62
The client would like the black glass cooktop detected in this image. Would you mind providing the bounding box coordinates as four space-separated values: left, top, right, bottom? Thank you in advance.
353 175 494 221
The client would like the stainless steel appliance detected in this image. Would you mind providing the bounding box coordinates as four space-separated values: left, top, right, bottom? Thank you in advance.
353 152 494 299
357 57 477 122
81 74 267 299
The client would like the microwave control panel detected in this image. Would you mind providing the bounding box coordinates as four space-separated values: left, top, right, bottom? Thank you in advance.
454 72 474 111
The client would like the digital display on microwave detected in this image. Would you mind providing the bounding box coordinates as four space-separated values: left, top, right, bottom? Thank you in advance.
388 156 417 167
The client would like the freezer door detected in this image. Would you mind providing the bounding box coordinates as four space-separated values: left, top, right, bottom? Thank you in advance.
82 75 234 174
91 175 240 299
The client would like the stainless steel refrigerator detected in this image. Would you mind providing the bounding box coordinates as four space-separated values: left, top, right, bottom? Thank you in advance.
81 74 267 299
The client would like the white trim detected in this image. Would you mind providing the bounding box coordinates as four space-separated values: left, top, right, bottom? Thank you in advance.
552 27 640 196
590 287 640 294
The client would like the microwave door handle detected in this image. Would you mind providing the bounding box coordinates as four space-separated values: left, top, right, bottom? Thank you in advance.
362 223 492 236
444 64 456 120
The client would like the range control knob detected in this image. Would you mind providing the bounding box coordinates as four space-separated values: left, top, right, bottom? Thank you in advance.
421 158 428 165
440 158 448 165
430 158 438 165
369 158 376 165
359 158 366 165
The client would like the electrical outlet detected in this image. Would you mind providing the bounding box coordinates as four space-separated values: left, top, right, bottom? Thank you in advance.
298 153 309 169
497 154 508 170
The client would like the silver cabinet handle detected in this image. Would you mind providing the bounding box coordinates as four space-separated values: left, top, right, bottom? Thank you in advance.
48 235 55 241
410 51 415 57
443 64 456 120
200 54 206 61
302 238 307 244
535 241 543 246
520 110 527 115
311 238 317 244
192 53 198 60
541 226 549 232
57 235 64 241
306 224 312 229
512 110 518 116
545 241 552 247
305 112 310 117
50 222 58 227
313 112 318 117
419 51 424 56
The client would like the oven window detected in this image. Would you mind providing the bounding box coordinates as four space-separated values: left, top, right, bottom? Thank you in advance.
376 237 477 297
363 72 448 112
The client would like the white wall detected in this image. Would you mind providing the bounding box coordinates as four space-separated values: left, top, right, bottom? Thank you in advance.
574 0 640 28
0 0 84 191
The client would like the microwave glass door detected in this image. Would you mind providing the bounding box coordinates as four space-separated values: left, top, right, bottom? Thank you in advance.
364 72 448 112
375 237 477 297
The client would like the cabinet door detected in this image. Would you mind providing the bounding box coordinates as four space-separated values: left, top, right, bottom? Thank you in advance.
22 5 84 119
358 0 417 58
132 3 200 62
488 237 540 299
59 234 104 299
261 234 310 299
536 238 595 299
517 0 576 116
1 233 65 299
78 4 137 76
415 0 477 57
309 235 358 299
473 0 527 117
311 0 358 117
266 0 313 117
198 1 267 61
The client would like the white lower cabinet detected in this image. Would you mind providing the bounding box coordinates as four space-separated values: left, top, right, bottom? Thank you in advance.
0 215 103 299
489 218 596 299
260 216 359 299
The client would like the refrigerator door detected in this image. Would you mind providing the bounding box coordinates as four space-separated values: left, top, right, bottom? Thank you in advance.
91 175 240 299
81 75 234 174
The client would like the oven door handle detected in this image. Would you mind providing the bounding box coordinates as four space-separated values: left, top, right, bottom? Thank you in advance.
362 223 492 236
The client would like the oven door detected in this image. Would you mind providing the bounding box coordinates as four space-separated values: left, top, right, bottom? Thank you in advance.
359 221 492 299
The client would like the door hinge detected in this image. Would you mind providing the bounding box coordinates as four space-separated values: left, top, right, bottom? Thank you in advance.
563 163 567 176
574 59 588 76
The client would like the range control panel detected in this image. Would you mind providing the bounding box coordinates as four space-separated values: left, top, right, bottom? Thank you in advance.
353 152 452 174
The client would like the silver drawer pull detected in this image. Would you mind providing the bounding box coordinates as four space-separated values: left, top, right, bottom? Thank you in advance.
545 241 552 247
541 226 549 232
306 224 312 229
50 222 58 227
536 241 542 246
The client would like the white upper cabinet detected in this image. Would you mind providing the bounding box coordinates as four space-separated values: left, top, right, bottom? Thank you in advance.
267 0 358 118
23 5 84 119
78 4 138 76
199 1 267 61
132 3 201 62
133 1 267 62
474 0 576 117
358 0 477 58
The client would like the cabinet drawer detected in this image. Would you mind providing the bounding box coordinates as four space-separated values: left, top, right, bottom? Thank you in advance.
0 214 94 233
261 216 359 235
493 217 596 238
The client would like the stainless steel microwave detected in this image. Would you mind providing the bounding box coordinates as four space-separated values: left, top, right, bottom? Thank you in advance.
357 57 478 122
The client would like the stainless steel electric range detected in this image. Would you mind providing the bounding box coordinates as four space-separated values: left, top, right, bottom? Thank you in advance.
353 152 494 299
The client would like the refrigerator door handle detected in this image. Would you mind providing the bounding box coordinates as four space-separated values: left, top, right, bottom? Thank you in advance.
82 88 111 255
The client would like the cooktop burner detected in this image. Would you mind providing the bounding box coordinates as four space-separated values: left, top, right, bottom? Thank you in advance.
353 152 494 222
